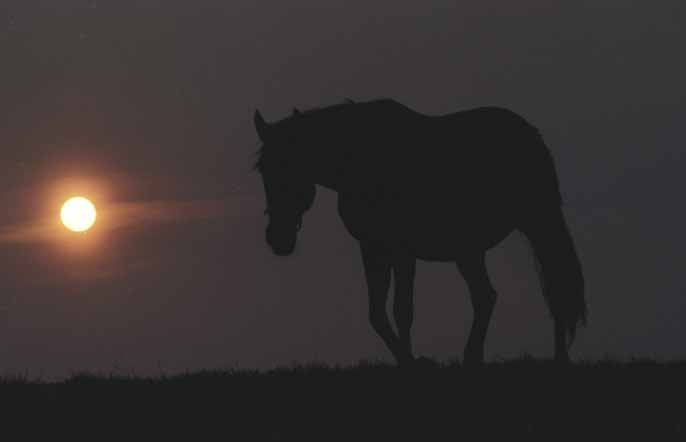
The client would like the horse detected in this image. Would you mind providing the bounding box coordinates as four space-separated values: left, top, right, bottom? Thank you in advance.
253 98 586 367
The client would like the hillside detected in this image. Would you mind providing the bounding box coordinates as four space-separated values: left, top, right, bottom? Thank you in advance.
1 358 684 439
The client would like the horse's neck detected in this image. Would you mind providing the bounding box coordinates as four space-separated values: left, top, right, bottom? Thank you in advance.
306 147 350 193
301 101 408 193
307 143 392 196
300 116 361 193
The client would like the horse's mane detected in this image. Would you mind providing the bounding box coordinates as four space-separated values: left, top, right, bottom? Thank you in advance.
296 97 357 117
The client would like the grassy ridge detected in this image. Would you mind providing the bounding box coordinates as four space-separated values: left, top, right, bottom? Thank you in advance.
1 358 685 439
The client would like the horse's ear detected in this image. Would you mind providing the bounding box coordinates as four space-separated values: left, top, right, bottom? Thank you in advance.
254 110 270 141
292 108 301 116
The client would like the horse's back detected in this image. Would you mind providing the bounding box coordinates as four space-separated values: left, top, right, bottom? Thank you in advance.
374 104 560 206
338 102 562 259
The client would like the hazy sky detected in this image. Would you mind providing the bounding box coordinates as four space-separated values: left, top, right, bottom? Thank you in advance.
0 1 684 379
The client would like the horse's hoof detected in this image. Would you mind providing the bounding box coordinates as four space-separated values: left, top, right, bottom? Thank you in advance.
397 356 439 370
462 357 485 369
413 356 439 370
397 356 416 369
553 356 571 367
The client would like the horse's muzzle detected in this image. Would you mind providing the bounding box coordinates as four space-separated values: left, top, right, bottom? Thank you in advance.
270 241 295 256
266 228 297 256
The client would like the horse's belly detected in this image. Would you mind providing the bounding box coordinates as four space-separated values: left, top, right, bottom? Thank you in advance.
405 211 514 261
338 196 515 261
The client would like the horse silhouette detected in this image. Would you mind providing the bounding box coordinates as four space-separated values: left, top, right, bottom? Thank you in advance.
254 98 586 367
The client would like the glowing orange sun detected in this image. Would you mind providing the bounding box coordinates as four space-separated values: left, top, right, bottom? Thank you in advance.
60 197 97 232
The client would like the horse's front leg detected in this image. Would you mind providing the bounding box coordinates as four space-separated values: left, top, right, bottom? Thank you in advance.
554 321 570 364
360 241 408 366
392 253 416 364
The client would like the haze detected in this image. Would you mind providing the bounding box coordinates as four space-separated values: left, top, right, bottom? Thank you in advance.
0 1 684 379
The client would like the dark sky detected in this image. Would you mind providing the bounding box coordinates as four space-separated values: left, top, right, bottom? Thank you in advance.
1 1 684 379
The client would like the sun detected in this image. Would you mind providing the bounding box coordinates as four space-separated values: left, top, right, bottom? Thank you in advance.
61 197 97 232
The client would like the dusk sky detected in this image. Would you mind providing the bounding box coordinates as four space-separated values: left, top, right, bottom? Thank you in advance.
0 1 684 379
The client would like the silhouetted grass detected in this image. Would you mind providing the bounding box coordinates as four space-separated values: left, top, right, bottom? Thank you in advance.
1 357 684 439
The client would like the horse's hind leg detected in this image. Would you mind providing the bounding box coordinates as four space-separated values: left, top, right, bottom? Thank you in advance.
392 253 416 364
360 241 408 366
554 321 570 363
457 253 497 367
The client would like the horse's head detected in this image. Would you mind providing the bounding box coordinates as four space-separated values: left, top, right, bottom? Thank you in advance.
254 109 316 256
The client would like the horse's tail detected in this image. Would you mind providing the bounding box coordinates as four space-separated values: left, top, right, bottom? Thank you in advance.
520 205 587 347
